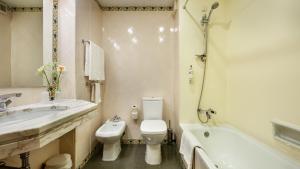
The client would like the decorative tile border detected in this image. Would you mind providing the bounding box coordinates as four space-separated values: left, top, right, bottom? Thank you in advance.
10 7 42 12
121 139 169 144
93 0 173 11
101 6 173 11
52 0 58 62
121 139 145 144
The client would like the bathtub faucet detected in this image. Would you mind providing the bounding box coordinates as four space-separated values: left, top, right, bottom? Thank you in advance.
206 108 216 120
197 108 216 123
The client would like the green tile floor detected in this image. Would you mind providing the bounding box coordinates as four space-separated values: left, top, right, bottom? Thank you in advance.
83 144 183 169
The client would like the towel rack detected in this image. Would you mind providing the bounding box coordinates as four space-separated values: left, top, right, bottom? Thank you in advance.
82 39 90 44
86 80 104 86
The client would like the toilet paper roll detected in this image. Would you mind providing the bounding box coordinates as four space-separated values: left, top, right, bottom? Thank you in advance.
131 111 138 119
131 105 138 120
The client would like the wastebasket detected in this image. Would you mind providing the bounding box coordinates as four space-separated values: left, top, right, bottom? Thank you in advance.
45 154 72 169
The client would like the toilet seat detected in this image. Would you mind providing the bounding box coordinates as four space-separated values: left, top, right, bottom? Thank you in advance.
141 120 167 135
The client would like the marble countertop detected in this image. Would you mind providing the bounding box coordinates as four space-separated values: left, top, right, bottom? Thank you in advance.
0 99 97 145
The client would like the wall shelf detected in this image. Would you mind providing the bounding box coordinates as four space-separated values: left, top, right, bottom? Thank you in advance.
272 120 300 149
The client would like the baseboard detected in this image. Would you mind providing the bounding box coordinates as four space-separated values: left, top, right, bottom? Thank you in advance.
121 139 171 144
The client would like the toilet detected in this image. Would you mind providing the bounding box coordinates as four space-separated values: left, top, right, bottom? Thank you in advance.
140 97 167 165
95 120 126 161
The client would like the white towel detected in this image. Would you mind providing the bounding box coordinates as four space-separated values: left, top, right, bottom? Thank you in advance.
90 83 95 103
180 131 202 169
84 41 90 76
95 83 101 104
89 42 105 81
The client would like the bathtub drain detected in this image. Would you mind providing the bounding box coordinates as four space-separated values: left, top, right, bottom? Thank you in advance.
204 131 210 137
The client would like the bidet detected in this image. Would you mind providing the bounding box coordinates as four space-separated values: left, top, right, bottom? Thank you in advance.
95 120 126 161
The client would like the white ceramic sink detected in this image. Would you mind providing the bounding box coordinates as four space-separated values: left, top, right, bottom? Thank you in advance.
0 105 69 125
0 99 97 145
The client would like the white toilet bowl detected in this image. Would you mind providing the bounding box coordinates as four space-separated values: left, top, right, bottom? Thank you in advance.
95 120 126 161
141 120 167 165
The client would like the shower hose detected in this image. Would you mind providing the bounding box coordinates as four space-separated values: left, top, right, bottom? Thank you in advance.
196 57 210 123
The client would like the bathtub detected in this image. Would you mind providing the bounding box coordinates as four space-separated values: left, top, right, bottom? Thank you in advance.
180 124 300 169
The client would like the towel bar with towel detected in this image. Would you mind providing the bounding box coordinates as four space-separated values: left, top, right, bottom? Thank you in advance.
85 81 104 86
83 39 105 104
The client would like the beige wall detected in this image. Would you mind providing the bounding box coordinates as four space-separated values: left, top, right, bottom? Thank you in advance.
102 11 177 139
224 0 300 161
0 11 43 87
0 13 12 87
10 12 43 87
178 0 227 124
178 0 300 162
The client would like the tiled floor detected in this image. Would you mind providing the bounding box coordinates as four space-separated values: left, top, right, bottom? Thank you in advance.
83 144 183 169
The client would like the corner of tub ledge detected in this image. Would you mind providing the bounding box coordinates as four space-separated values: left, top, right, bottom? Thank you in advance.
180 123 202 130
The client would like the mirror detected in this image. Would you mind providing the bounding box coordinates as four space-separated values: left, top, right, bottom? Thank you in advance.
0 0 49 88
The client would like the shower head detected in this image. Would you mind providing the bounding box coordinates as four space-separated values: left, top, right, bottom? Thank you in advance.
207 2 219 21
211 2 219 10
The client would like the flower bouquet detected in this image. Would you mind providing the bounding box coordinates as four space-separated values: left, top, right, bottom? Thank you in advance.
37 62 65 101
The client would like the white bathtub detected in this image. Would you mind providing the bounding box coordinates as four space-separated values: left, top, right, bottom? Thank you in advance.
180 124 300 169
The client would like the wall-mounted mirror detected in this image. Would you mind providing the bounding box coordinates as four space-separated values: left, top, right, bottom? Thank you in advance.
0 0 53 88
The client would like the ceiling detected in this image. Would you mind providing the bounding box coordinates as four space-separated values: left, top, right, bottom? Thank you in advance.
1 0 42 7
98 0 175 7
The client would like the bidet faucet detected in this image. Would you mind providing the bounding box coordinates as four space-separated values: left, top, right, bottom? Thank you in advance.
111 115 121 122
0 93 22 112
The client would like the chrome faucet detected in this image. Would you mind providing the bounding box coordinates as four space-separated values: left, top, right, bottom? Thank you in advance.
197 108 216 123
0 93 22 112
111 115 121 122
205 108 216 120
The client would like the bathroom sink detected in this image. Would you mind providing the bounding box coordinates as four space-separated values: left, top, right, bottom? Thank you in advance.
0 99 97 145
0 105 69 129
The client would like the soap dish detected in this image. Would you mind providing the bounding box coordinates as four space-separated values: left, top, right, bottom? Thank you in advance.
272 120 300 149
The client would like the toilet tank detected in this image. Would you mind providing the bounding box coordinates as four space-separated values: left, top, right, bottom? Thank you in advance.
142 97 163 120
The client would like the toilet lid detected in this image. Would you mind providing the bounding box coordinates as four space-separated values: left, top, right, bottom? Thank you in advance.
141 120 167 135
